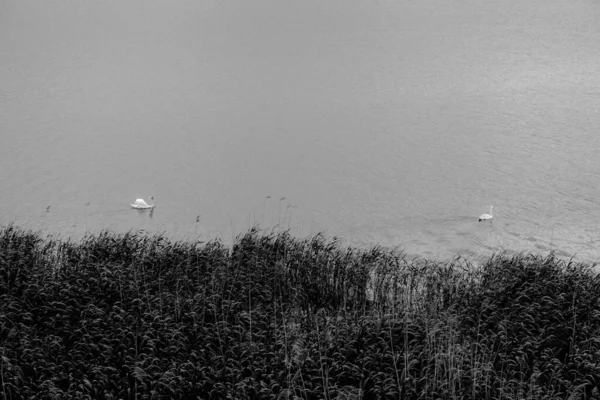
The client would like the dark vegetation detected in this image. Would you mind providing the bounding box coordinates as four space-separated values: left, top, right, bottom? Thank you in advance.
1 224 600 399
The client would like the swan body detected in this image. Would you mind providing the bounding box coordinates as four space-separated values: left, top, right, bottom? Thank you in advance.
131 196 154 209
479 206 493 222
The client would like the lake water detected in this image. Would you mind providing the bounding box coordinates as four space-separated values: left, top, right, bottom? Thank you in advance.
2 0 600 264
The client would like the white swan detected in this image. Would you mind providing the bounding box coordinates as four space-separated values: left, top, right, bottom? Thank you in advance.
479 206 493 222
131 196 154 209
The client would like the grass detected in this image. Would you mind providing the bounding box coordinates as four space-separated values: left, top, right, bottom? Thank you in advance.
1 224 600 399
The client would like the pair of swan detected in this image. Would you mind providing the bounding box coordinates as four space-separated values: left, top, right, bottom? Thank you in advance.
131 196 154 209
479 206 493 222
131 198 493 223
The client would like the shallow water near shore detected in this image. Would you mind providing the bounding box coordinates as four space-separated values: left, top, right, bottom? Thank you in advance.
1 0 600 263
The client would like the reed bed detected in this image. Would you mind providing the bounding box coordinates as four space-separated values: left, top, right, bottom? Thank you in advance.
1 224 599 399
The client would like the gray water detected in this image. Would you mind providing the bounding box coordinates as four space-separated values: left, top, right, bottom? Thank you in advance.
2 0 600 263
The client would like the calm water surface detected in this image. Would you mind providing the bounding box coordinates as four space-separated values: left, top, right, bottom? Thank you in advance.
2 0 600 263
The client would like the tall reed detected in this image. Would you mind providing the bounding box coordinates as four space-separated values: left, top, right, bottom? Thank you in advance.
1 225 599 399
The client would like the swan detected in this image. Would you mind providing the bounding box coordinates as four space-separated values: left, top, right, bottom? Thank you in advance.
131 196 154 209
479 206 493 222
